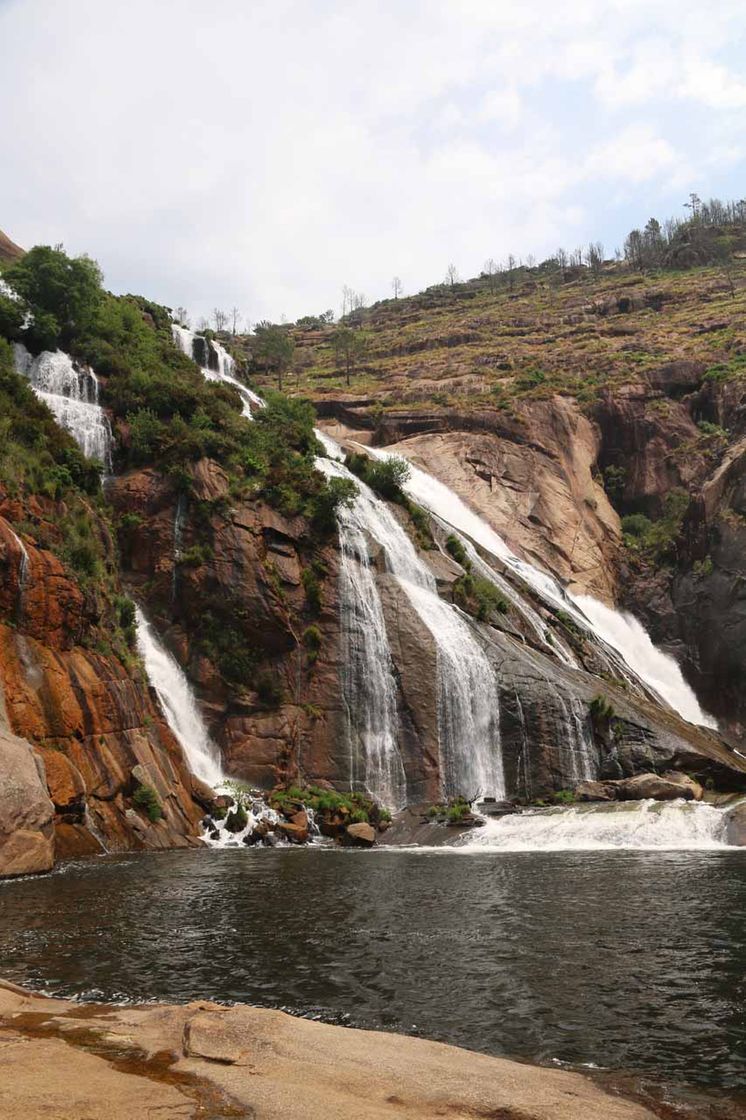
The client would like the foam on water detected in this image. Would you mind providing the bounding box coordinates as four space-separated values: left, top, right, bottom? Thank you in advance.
461 799 734 851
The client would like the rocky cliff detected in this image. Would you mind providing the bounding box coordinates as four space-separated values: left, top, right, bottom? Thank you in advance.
0 504 204 876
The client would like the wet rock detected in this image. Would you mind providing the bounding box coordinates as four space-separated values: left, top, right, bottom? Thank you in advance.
276 820 309 844
190 774 217 809
725 802 746 845
344 822 376 847
38 747 87 816
213 795 233 810
475 799 518 816
224 807 248 834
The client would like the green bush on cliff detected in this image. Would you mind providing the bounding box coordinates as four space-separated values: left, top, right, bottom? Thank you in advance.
133 783 163 822
452 573 508 621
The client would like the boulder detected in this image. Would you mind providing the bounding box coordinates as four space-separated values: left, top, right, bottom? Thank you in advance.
276 820 309 844
661 771 704 801
575 780 617 802
615 773 698 802
0 727 55 877
344 822 376 847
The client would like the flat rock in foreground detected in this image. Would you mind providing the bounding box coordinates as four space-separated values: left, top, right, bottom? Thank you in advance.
0 979 657 1120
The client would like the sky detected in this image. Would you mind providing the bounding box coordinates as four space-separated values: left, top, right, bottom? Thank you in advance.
1 0 745 326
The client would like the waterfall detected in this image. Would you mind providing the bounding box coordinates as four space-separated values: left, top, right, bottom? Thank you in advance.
13 343 113 469
318 441 505 801
316 456 406 808
135 606 223 787
8 527 29 619
368 445 715 729
460 799 734 851
574 595 716 728
171 325 262 418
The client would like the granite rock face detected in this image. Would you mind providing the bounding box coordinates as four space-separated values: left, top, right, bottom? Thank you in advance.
0 725 54 877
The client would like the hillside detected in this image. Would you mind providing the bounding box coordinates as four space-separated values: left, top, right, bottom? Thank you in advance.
237 245 746 742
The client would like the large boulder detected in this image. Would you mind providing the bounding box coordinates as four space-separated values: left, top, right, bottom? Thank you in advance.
0 726 54 877
344 821 376 847
615 772 702 802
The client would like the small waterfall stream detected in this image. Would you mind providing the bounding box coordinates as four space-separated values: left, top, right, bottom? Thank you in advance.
134 606 223 787
171 325 262 418
13 343 113 468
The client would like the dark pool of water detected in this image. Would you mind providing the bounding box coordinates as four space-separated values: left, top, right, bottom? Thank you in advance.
1 847 744 1091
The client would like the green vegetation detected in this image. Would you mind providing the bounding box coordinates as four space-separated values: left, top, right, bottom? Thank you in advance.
445 534 469 567
302 624 322 663
621 490 690 562
1 245 353 532
426 796 472 822
345 451 433 547
551 789 577 805
270 784 381 825
589 695 615 724
132 783 163 822
452 572 508 622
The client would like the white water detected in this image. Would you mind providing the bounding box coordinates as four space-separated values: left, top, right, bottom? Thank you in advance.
171 325 262 418
14 343 113 468
317 458 406 808
134 606 223 787
462 799 733 851
369 445 715 728
318 442 505 801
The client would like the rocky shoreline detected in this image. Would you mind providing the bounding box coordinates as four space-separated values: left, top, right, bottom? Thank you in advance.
0 978 674 1120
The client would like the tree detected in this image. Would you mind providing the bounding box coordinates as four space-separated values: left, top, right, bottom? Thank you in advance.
483 258 499 294
505 254 517 291
230 307 242 336
331 326 368 387
4 244 103 350
445 263 459 289
585 242 605 277
173 306 189 327
556 247 569 281
392 276 402 300
252 321 295 391
212 308 229 333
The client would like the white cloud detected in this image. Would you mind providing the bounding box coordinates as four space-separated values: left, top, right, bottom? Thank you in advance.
0 0 744 321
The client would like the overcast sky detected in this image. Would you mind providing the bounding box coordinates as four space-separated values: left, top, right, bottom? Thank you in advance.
1 0 745 325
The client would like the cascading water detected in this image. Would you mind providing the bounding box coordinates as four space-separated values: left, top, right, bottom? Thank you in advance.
368 445 715 729
8 527 29 619
171 324 263 418
316 457 406 809
461 799 735 851
134 606 223 787
13 343 113 468
319 441 505 801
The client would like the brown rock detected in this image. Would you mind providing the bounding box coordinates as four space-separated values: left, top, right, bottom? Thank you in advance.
661 771 704 801
190 774 218 809
575 780 617 802
38 747 86 814
615 773 697 802
276 820 309 844
344 821 376 846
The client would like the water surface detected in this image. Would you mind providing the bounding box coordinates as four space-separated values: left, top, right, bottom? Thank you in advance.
1 847 744 1091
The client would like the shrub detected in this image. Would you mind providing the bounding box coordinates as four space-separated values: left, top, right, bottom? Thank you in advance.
301 567 322 615
445 533 468 566
133 783 162 822
302 624 322 663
